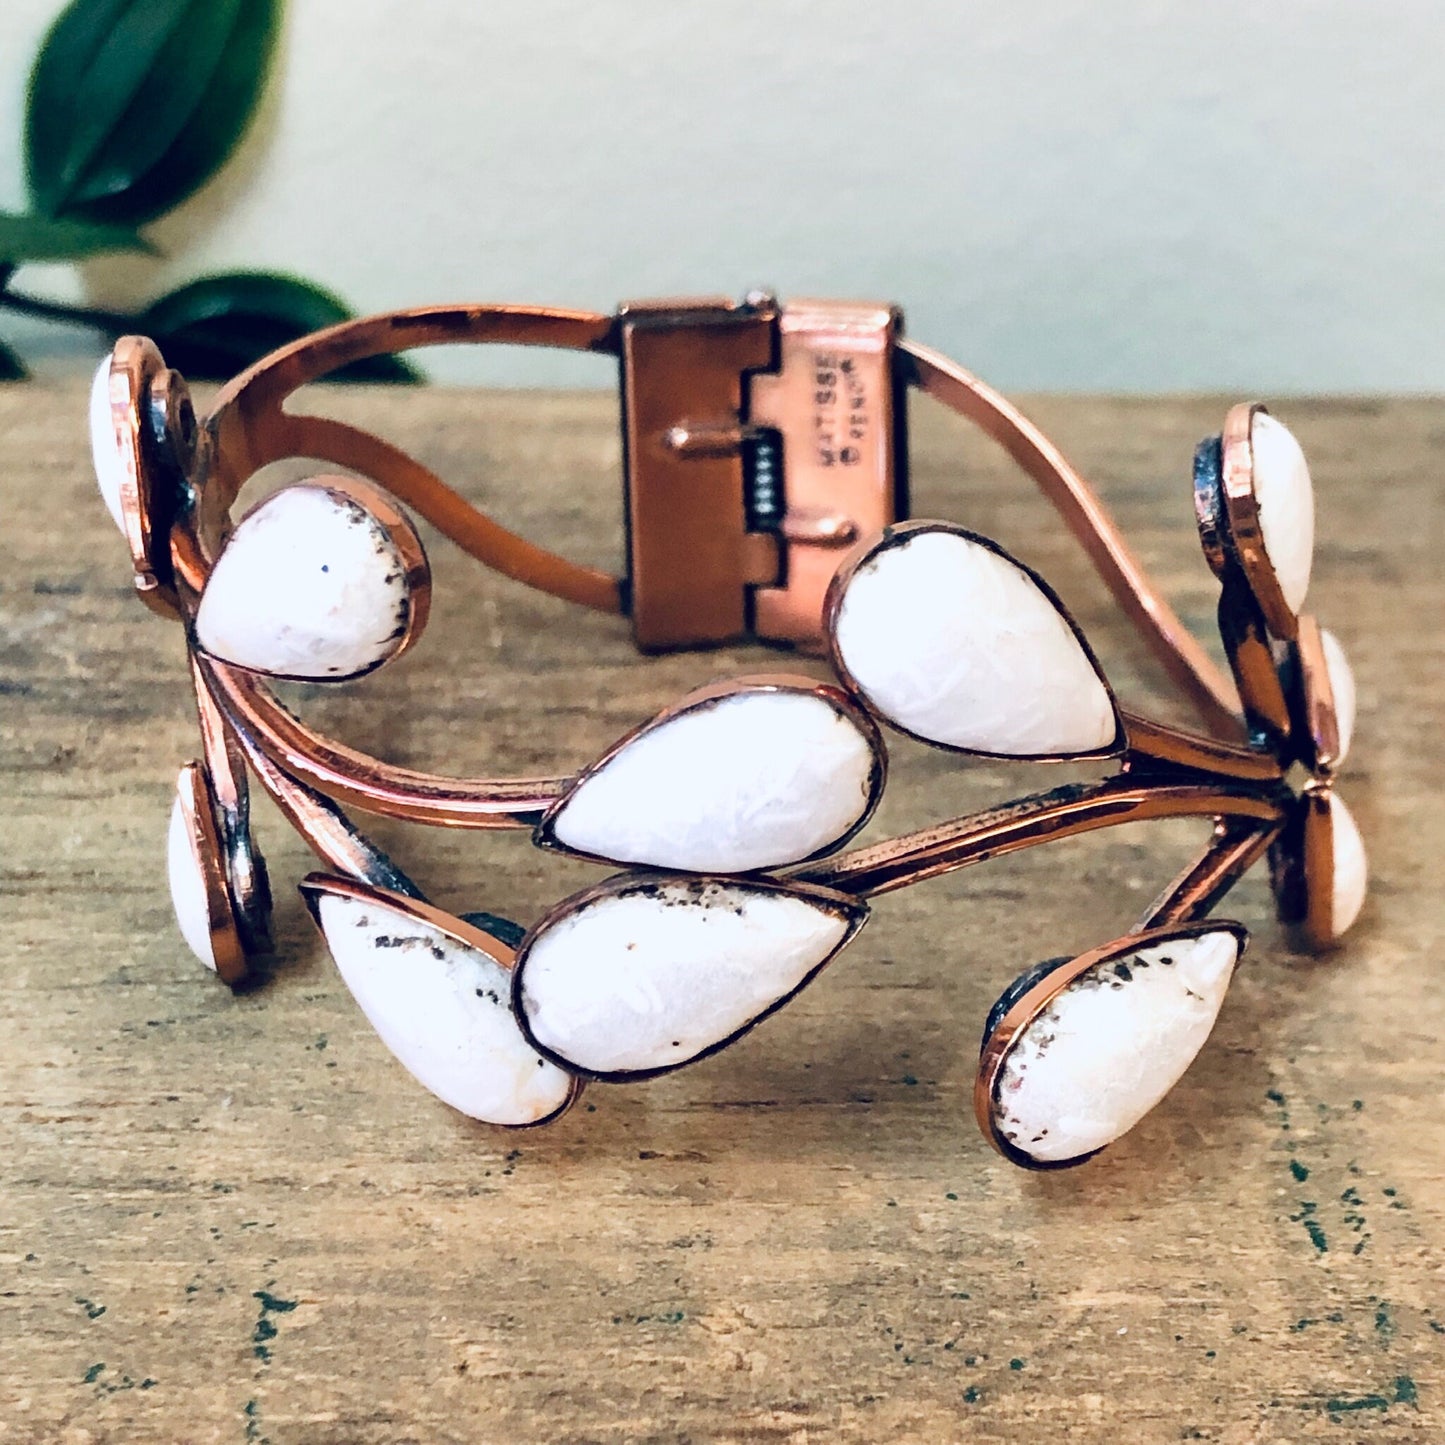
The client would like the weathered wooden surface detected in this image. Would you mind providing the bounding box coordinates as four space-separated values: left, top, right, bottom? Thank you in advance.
1 381 1440 1444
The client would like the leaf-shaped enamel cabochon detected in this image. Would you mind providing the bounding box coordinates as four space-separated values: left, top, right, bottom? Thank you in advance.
977 924 1246 1168
89 355 128 533
302 877 577 1127
1249 412 1315 618
166 763 233 975
829 524 1122 759
195 480 429 681
514 874 869 1080
539 679 884 872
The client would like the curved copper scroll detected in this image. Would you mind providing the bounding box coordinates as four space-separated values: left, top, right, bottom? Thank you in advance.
184 305 632 828
180 303 1259 834
203 304 623 613
899 341 1241 739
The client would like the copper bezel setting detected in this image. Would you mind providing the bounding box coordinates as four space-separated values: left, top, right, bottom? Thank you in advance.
532 672 889 870
510 871 871 1084
1289 614 1343 777
1218 402 1302 641
89 295 1364 1162
973 919 1252 1171
297 871 586 1129
823 519 1128 766
194 472 433 685
173 760 249 987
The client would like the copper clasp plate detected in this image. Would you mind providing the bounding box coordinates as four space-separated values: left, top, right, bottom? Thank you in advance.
619 294 907 652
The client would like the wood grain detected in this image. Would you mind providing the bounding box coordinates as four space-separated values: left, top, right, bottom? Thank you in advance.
1 381 1440 1443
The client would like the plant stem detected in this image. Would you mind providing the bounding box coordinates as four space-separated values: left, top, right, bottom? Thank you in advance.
0 281 139 334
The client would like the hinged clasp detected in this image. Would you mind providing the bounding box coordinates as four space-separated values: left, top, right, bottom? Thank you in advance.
619 294 907 652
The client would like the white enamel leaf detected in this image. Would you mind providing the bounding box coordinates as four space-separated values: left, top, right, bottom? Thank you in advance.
1329 794 1368 938
166 784 218 971
990 930 1241 1165
89 355 127 533
312 888 574 1126
1251 412 1315 615
516 877 865 1078
832 528 1119 756
1321 628 1356 765
195 484 415 681
544 688 879 872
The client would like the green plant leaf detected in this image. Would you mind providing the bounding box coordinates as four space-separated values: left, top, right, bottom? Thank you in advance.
0 210 152 263
139 273 420 383
25 0 280 226
0 337 27 381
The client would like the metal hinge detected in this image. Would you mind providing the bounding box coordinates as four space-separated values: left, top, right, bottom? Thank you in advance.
618 293 908 652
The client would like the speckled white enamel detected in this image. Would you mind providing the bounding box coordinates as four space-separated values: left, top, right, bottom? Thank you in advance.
1250 413 1315 615
1321 628 1356 764
1329 794 1368 938
991 930 1240 1165
195 485 411 680
517 879 856 1076
547 690 877 872
166 791 217 971
89 356 127 533
832 529 1117 756
315 891 574 1125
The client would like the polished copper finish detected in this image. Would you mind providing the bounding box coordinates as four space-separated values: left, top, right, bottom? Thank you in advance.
204 304 624 613
1119 709 1282 784
901 342 1242 739
96 294 1363 1148
1219 402 1300 641
195 651 567 829
1271 786 1345 951
1215 582 1293 750
188 653 271 955
1300 788 1341 949
533 672 888 868
225 714 424 901
790 774 1286 901
106 338 182 618
174 760 249 986
619 296 778 649
1139 816 1282 930
973 919 1251 1170
749 300 906 646
1291 614 1342 775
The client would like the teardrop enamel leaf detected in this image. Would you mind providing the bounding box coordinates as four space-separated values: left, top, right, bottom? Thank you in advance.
89 354 127 533
830 525 1121 758
165 762 250 985
1327 794 1368 939
195 483 424 681
514 875 868 1080
542 684 882 872
167 773 220 971
1250 412 1315 616
303 880 575 1127
1321 628 1356 765
984 928 1243 1167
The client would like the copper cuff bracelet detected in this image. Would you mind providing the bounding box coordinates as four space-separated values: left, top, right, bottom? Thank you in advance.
89 294 1365 1171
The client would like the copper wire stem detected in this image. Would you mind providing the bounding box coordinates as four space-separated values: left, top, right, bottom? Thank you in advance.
1137 816 1282 930
788 775 1287 901
901 343 1242 739
1119 709 1281 782
197 656 565 829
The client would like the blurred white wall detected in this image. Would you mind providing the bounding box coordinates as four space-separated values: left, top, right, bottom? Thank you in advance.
2 0 1443 390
